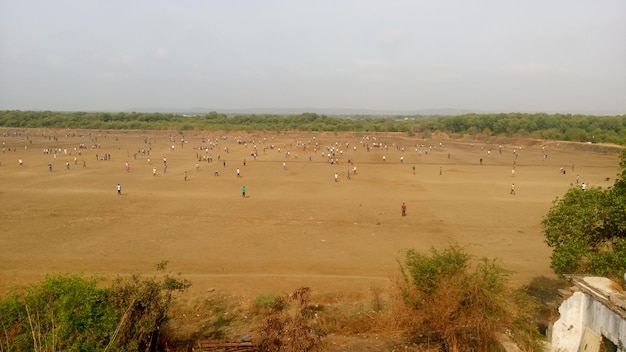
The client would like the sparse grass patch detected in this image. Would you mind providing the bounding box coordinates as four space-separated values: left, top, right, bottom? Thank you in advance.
252 293 283 315
164 293 245 343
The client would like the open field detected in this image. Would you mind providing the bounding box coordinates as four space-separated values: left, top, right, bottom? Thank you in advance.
0 129 622 300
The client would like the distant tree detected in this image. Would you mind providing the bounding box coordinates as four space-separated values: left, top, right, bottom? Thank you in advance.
1 111 625 145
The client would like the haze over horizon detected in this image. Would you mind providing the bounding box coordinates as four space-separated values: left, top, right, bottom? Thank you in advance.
1 1 624 115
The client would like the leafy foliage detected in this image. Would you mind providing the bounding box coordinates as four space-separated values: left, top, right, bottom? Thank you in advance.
0 265 190 351
397 244 541 351
542 149 626 276
399 245 470 298
1 110 625 144
0 274 118 351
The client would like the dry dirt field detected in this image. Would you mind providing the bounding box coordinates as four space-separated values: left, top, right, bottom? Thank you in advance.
0 128 622 303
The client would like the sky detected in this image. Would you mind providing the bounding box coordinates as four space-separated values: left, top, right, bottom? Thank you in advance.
0 0 624 114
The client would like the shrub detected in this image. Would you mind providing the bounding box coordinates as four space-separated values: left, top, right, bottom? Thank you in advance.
0 263 190 351
0 274 118 351
257 287 323 352
397 244 543 351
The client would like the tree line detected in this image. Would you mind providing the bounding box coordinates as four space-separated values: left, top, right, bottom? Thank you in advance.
0 110 624 145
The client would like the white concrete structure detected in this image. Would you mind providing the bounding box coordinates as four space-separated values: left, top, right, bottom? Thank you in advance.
551 277 626 352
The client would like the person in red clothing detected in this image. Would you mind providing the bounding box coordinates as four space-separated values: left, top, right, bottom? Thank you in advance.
401 202 407 216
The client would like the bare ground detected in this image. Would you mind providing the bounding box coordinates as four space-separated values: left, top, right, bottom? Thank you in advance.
0 129 622 348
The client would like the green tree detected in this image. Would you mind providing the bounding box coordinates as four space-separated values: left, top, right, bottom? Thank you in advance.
542 149 626 276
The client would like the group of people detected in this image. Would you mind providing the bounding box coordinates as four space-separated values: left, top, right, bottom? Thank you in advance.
6 132 596 211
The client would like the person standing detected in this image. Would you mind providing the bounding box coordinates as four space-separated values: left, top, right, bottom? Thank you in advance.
510 183 515 195
236 168 241 177
581 182 586 191
334 173 338 182
401 202 407 216
117 183 121 195
241 185 246 197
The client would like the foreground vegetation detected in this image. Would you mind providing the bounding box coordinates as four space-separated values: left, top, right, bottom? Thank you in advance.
1 246 549 351
396 245 545 351
0 261 190 351
542 149 626 277
1 110 625 145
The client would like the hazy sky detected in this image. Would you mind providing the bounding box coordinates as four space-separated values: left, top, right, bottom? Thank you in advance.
1 1 624 113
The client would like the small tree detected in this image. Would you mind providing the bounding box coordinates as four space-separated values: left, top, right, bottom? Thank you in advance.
107 261 191 350
542 149 626 277
397 244 538 351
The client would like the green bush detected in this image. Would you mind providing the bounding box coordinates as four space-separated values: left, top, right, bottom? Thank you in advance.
0 265 190 351
0 274 118 351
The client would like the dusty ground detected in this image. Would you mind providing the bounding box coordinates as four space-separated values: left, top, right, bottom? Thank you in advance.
0 129 621 302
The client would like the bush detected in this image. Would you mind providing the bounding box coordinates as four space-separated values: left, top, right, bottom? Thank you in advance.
257 287 323 352
396 244 543 351
0 263 190 351
0 274 118 351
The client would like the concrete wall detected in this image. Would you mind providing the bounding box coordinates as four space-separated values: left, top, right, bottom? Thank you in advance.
551 291 626 352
